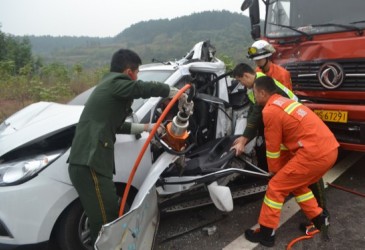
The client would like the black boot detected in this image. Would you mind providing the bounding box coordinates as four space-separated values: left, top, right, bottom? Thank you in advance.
312 211 330 240
300 179 329 233
245 225 275 247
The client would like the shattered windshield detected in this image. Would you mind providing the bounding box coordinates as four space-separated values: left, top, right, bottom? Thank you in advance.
266 0 365 38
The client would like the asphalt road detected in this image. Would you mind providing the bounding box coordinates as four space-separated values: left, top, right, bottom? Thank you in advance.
154 151 365 250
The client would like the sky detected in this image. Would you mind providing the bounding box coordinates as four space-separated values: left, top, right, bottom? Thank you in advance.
0 0 261 37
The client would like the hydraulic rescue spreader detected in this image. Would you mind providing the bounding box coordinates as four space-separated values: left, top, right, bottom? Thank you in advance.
163 110 190 152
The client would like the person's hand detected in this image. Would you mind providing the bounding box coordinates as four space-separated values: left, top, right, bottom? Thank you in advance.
145 123 165 135
230 136 248 156
168 87 180 98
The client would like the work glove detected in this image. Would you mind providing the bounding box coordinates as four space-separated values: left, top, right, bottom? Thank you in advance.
145 123 165 135
168 87 180 98
130 123 164 135
168 87 188 100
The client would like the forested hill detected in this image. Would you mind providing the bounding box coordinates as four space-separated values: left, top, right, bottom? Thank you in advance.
27 11 254 68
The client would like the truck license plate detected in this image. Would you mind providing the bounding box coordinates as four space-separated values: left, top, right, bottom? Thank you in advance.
313 110 348 123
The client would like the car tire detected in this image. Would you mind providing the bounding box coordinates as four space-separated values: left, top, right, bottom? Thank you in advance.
51 183 136 250
53 199 92 250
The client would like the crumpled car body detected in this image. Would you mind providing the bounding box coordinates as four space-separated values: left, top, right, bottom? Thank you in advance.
0 41 268 250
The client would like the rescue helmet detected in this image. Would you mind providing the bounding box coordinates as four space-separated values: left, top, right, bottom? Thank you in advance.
247 40 276 60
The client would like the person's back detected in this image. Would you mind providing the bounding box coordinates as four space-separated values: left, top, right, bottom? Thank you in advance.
263 94 339 158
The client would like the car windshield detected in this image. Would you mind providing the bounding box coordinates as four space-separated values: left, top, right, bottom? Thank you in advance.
131 69 175 111
266 0 365 38
68 69 175 110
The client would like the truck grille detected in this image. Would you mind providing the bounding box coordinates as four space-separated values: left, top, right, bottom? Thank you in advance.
284 59 365 91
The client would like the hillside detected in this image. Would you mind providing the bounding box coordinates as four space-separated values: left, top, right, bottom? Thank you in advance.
27 11 255 68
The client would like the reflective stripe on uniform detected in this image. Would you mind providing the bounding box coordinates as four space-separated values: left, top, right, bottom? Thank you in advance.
256 72 266 78
266 150 280 158
248 89 255 103
284 102 302 115
264 195 283 210
273 78 298 101
248 72 269 104
255 72 298 101
90 169 107 224
295 191 315 203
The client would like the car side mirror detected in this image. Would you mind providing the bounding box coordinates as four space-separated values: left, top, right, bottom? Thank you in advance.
207 181 233 212
251 24 261 40
241 0 253 11
242 0 261 40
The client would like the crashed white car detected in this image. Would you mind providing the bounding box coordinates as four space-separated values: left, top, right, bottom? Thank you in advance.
0 41 269 250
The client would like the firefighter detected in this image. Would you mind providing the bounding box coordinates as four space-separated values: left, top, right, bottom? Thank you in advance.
230 63 297 171
248 40 293 90
244 76 339 247
231 63 329 226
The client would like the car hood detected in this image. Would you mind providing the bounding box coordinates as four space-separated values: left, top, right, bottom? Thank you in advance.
0 101 84 156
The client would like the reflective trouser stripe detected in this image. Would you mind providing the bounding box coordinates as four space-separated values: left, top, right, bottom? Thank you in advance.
90 169 107 224
264 195 283 210
295 191 315 203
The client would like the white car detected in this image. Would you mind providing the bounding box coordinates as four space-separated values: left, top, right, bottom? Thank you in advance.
0 41 269 250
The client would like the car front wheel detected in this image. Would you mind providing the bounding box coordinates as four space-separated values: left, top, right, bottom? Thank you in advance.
52 199 92 250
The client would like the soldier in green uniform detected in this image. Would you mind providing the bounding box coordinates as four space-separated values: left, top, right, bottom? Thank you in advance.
68 49 181 245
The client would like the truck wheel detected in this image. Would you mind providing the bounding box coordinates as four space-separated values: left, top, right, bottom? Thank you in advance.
54 199 92 250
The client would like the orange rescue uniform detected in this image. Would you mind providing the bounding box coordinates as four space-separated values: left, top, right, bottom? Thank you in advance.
257 63 292 90
258 94 339 229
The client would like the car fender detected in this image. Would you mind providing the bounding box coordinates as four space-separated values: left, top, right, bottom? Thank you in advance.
95 152 176 250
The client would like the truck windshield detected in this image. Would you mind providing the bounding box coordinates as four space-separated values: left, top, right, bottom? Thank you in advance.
266 0 365 38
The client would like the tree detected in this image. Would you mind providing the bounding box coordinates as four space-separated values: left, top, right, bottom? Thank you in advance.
0 26 34 74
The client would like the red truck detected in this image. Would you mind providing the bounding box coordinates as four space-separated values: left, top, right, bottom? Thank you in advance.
241 0 365 151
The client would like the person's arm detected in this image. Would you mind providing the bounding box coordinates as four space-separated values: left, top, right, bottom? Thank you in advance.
111 75 171 99
231 103 262 156
243 103 263 139
117 122 163 134
283 70 293 91
263 108 283 174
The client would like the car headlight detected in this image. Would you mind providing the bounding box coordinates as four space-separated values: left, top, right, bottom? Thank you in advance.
0 151 62 186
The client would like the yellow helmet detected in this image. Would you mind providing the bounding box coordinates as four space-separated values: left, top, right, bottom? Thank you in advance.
247 40 276 60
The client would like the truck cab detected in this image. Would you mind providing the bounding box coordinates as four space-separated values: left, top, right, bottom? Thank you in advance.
242 0 365 151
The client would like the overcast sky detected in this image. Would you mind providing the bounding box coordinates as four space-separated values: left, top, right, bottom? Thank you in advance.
0 0 262 37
